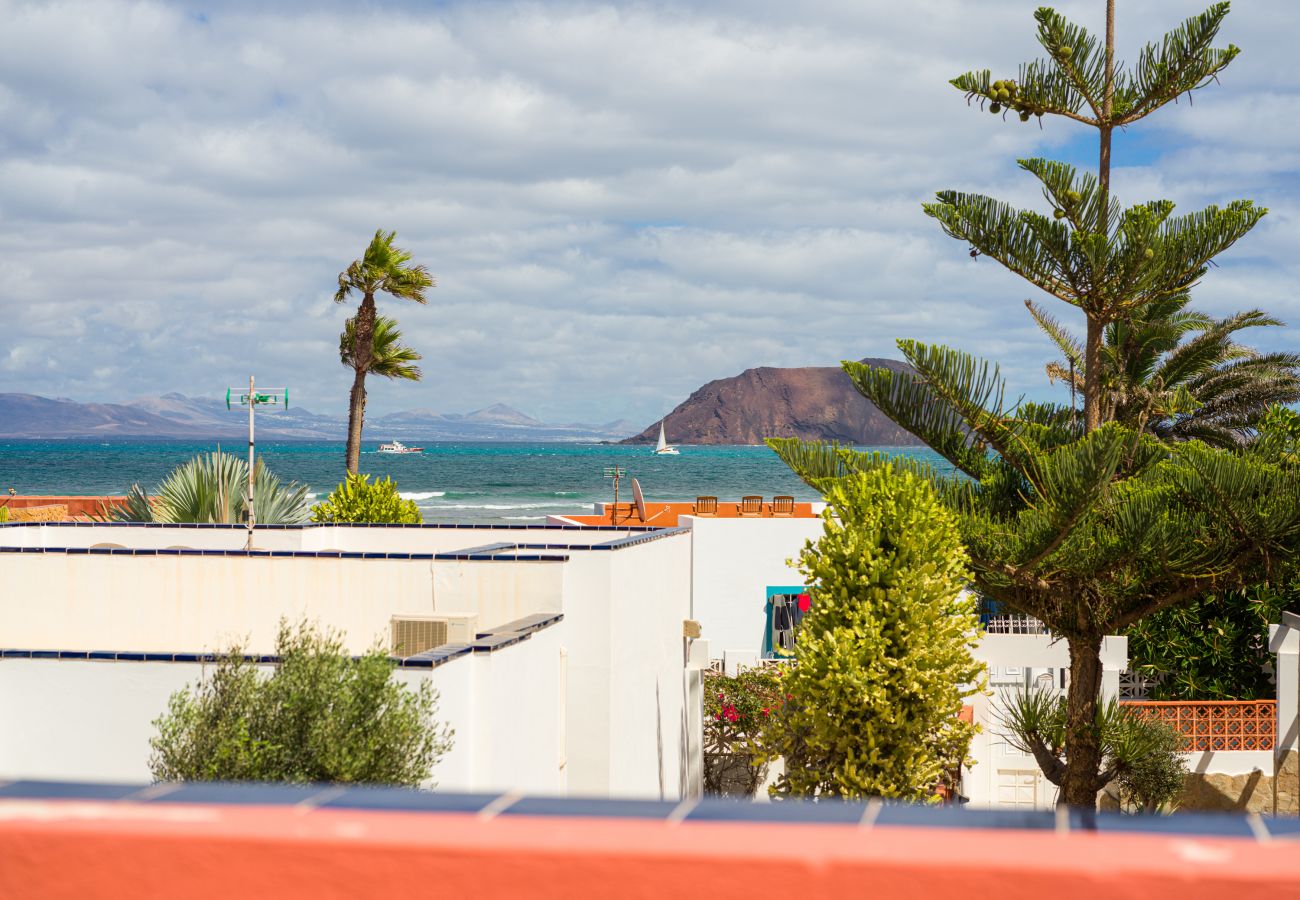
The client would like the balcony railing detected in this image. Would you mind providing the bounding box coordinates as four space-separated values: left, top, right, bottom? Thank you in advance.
1121 700 1276 752
983 615 1050 635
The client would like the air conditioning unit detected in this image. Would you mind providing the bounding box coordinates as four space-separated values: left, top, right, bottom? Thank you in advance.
391 615 477 655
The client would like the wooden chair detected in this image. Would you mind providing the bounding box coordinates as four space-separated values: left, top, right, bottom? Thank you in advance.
772 495 795 516
693 495 718 516
740 495 763 516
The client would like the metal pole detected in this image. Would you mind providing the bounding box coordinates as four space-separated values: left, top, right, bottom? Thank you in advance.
247 373 255 551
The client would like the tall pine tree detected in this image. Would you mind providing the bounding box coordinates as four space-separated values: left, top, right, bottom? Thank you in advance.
772 2 1300 806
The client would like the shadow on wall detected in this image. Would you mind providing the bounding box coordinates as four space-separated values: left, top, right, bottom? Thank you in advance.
1178 768 1268 813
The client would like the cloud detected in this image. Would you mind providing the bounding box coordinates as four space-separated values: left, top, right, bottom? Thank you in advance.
0 0 1296 426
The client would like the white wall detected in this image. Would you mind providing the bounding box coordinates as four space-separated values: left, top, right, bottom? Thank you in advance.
686 515 823 657
4 524 303 551
0 625 566 795
300 525 630 554
396 621 567 795
434 560 564 629
606 533 693 800
1 523 639 555
0 659 198 783
0 553 566 653
556 532 694 799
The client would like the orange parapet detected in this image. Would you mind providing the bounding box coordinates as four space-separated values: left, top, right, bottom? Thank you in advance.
0 795 1296 900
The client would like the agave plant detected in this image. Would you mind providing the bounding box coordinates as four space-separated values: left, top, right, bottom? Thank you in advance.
108 451 310 524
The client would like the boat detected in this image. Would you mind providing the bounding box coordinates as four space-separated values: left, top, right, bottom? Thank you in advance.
377 440 424 454
653 420 679 456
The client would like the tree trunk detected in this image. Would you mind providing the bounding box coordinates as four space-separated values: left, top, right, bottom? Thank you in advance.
1059 633 1105 807
345 369 367 475
344 292 377 474
1083 315 1103 432
1084 1 1115 434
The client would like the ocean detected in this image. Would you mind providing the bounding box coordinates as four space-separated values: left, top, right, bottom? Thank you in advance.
0 440 951 523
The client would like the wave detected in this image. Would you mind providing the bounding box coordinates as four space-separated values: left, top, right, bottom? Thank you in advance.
502 515 548 520
399 491 446 500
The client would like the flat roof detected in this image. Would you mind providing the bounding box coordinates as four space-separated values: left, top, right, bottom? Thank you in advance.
561 500 820 527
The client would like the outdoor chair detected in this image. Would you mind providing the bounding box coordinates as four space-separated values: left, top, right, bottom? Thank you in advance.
740 495 763 516
694 495 718 516
772 495 795 516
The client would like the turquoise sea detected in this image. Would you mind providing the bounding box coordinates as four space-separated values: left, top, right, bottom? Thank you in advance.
0 441 951 523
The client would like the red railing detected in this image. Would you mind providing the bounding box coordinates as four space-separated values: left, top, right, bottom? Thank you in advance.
1121 700 1276 752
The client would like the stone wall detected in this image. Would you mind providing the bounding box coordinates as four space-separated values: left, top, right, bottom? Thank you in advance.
1176 752 1299 815
8 505 70 523
1276 750 1299 815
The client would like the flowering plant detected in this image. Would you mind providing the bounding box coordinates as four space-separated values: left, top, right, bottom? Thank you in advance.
702 664 788 796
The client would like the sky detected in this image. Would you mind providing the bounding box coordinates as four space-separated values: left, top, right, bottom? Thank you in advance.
1 0 1298 426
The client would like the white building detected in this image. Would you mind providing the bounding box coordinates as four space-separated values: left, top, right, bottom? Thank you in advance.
0 502 824 799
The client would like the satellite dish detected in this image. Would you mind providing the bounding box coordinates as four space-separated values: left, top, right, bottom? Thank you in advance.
631 477 647 523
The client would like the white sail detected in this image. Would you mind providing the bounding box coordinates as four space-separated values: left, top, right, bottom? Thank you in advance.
656 421 667 452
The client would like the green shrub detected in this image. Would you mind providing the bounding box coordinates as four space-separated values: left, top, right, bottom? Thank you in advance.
1116 719 1188 814
1127 580 1298 700
0 506 7 523
150 620 452 785
763 466 985 801
310 473 421 524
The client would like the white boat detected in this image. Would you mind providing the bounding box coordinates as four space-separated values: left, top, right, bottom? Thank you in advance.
377 440 424 454
653 420 679 456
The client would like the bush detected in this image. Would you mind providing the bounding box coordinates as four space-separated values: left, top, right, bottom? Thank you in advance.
150 620 452 785
763 466 985 801
1116 719 1188 814
310 473 421 524
1127 581 1299 700
703 665 786 796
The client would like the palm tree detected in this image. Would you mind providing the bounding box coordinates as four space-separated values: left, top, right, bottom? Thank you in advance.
106 451 310 524
334 230 434 474
339 315 423 383
1028 293 1300 448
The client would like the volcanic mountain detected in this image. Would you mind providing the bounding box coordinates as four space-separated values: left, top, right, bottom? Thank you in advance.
623 359 922 446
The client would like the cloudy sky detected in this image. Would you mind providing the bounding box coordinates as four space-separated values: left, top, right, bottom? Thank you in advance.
1 0 1297 426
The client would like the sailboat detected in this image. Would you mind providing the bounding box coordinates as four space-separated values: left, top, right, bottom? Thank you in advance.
653 419 680 456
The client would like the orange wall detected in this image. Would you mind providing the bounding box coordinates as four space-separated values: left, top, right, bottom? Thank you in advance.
1 496 126 518
0 800 1296 899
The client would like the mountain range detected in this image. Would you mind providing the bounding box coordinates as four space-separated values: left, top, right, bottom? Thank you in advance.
2 357 922 445
0 393 639 442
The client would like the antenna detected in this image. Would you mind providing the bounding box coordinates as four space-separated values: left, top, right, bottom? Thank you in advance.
226 376 290 550
603 466 626 524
